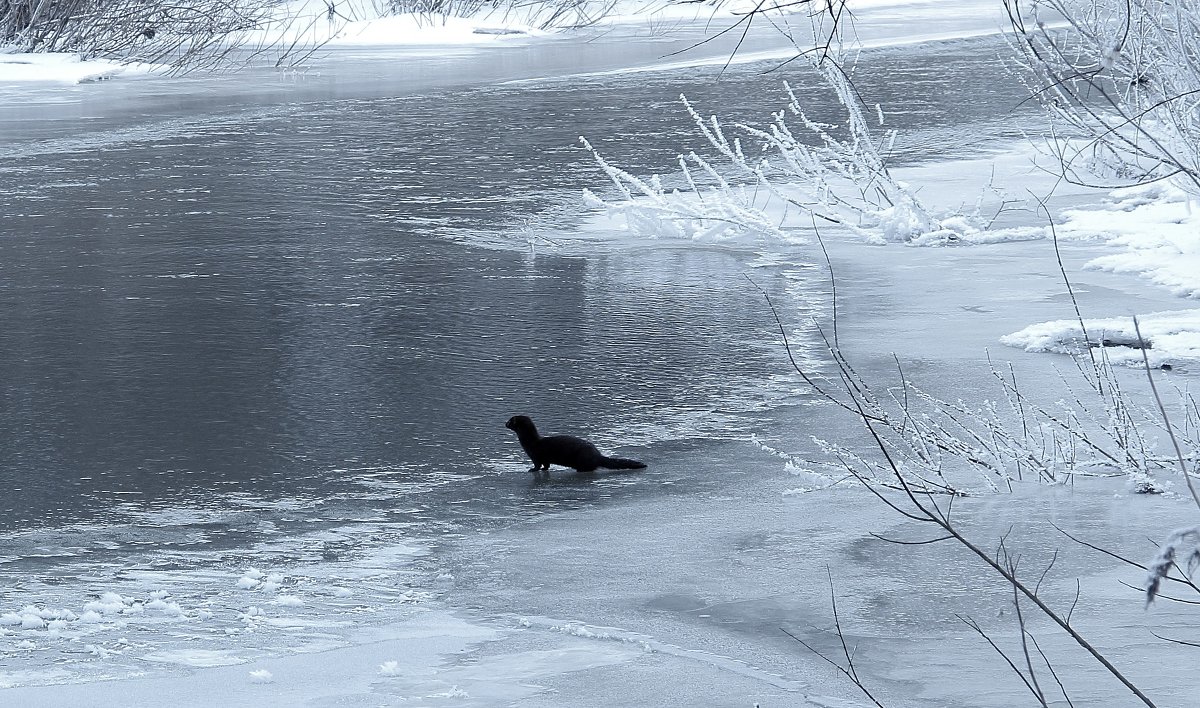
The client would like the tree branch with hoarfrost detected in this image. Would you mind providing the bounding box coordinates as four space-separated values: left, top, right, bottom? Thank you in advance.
1006 0 1200 194
580 135 790 242
583 58 996 245
0 0 329 72
753 273 1196 499
788 327 1162 707
792 345 1197 497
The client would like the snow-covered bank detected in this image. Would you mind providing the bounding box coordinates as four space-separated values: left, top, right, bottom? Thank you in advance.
239 0 554 49
0 53 157 83
1002 309 1200 368
0 0 735 83
0 0 1002 84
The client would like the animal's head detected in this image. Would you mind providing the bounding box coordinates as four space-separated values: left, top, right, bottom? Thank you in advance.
505 415 534 433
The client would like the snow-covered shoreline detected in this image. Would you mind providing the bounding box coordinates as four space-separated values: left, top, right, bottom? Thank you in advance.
0 0 750 84
0 0 1006 85
0 52 158 83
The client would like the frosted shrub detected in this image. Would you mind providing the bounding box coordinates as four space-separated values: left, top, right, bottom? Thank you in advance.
583 60 987 245
580 137 789 242
1008 0 1200 196
0 0 321 72
791 341 1198 497
379 0 618 28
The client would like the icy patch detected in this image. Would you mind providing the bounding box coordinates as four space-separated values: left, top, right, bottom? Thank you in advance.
518 616 806 691
0 516 435 689
143 648 253 668
2 610 502 703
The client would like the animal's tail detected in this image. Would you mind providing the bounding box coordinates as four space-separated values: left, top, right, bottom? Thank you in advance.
599 456 646 470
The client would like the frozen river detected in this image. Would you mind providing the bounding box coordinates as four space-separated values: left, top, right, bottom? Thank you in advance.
3 6 1197 707
0 15 1034 530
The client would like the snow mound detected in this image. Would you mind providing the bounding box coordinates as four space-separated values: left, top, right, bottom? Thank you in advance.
1001 309 1200 368
249 668 275 683
0 52 155 84
1059 183 1200 299
1000 183 1200 367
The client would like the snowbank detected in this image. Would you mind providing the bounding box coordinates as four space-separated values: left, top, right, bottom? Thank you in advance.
1001 309 1200 368
1058 183 1200 299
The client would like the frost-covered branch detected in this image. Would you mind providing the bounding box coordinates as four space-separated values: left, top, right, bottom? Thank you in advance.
1006 0 1200 196
580 135 789 242
791 331 1161 706
0 0 328 72
795 344 1194 498
583 56 995 245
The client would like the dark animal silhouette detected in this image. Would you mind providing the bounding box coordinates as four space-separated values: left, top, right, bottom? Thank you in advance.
505 415 646 478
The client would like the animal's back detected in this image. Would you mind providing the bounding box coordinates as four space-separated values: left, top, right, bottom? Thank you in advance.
538 434 605 471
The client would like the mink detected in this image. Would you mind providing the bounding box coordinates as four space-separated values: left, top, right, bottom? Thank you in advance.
505 415 646 478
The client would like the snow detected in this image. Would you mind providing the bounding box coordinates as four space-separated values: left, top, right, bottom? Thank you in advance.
998 183 1200 367
0 52 156 84
1002 310 1200 368
1058 183 1200 299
